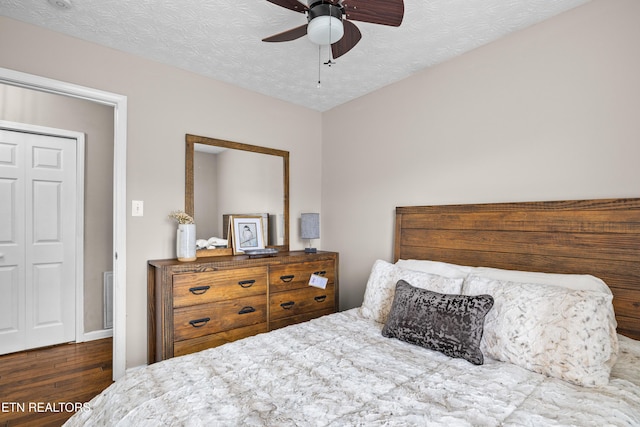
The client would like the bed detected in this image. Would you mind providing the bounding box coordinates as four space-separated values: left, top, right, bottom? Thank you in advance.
65 198 640 426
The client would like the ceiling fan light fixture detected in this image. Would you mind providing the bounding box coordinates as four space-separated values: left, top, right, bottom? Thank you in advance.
308 15 344 45
262 0 404 57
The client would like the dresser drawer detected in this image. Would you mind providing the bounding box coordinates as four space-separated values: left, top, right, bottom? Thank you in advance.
173 266 267 308
174 322 268 357
269 260 335 293
174 294 266 341
269 308 335 331
270 284 335 320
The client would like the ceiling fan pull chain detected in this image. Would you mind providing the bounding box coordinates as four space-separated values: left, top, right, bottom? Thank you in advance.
317 45 322 88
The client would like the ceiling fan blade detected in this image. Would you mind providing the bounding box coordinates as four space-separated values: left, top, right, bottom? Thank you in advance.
331 20 362 59
262 24 308 42
265 0 308 13
343 0 404 27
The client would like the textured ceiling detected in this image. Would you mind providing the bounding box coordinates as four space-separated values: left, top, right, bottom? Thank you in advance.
0 0 590 111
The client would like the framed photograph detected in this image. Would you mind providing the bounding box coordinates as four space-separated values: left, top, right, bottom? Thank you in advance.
223 213 269 246
230 215 265 254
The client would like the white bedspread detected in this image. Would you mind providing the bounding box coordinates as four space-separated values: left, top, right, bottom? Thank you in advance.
65 309 640 426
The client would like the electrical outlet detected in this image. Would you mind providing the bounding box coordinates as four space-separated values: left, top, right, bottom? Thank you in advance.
132 200 144 217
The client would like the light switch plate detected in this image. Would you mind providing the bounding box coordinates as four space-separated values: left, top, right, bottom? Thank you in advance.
132 200 144 217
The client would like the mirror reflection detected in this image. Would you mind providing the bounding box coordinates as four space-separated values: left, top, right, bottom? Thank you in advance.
185 134 290 256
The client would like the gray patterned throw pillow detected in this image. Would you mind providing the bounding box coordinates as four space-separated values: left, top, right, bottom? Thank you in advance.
382 280 494 365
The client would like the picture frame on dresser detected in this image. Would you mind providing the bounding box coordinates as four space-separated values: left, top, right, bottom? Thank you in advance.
223 213 269 248
230 215 265 254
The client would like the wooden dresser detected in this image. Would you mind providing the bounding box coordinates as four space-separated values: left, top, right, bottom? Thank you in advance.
148 250 338 363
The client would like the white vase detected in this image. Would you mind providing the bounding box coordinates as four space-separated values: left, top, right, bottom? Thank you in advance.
176 223 196 262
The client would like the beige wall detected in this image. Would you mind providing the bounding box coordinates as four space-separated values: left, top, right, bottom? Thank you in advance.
322 0 640 309
193 150 219 238
194 148 284 245
215 149 284 244
0 84 113 333
0 16 322 368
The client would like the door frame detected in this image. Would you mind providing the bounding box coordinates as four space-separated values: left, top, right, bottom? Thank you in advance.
0 67 128 381
0 120 85 349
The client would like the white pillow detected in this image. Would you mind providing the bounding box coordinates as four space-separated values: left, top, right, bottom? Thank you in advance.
467 266 619 369
395 259 474 280
360 260 464 324
473 266 611 295
396 260 611 294
463 275 618 387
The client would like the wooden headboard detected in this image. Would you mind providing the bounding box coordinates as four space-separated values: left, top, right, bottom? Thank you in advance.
394 198 640 340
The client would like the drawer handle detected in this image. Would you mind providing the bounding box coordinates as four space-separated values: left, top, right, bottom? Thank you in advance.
280 275 295 283
188 286 210 295
188 317 211 328
238 306 256 315
238 280 255 288
313 270 327 276
280 301 295 309
314 295 327 303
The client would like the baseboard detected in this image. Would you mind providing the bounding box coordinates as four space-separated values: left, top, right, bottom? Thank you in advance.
83 328 113 342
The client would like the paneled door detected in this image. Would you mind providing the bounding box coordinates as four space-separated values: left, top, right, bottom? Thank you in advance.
0 126 79 355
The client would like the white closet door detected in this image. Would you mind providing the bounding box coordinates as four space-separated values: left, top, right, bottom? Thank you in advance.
0 128 77 354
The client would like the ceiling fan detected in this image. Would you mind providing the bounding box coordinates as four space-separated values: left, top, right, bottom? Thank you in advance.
262 0 404 59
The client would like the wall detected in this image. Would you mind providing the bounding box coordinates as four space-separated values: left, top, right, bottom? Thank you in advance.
215 149 283 244
0 84 113 334
322 0 640 310
0 16 322 368
194 148 283 245
193 150 218 238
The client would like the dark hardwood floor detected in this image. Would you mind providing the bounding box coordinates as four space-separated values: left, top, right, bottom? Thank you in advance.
0 338 113 427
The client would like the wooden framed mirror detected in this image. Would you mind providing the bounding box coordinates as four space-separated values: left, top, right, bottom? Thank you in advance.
185 134 289 257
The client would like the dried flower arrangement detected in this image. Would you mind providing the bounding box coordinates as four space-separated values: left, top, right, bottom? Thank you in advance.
168 210 194 225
